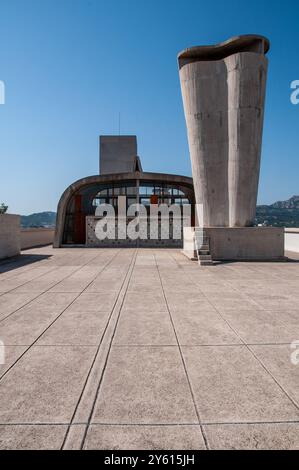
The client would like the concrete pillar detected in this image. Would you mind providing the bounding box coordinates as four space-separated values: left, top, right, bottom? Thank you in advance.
178 35 269 228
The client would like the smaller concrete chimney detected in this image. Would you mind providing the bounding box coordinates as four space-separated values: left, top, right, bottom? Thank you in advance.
100 135 142 175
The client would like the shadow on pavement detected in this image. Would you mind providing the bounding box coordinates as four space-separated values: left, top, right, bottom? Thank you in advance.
0 254 52 274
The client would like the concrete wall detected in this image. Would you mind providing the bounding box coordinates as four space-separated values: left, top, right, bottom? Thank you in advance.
20 228 54 250
0 214 21 260
285 228 299 253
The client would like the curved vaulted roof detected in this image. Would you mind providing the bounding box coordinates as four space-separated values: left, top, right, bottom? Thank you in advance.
54 172 194 247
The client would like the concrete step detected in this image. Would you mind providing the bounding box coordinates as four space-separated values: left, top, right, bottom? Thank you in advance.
198 252 213 265
198 259 214 266
198 254 212 261
194 231 213 265
198 245 210 251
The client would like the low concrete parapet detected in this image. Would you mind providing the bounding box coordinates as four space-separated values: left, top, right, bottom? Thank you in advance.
20 228 55 250
0 214 21 260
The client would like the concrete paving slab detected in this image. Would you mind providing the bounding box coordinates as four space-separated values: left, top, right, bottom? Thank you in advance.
0 292 40 320
0 345 28 376
70 292 117 312
86 280 123 293
113 309 177 346
182 345 299 423
251 345 299 405
0 345 96 423
84 424 206 450
11 266 77 293
204 423 299 450
171 309 241 346
123 292 168 312
29 292 78 311
92 346 198 424
0 424 68 450
220 309 296 344
37 309 110 346
0 307 65 345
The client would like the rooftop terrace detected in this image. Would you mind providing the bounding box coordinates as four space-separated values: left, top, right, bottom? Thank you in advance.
0 247 299 449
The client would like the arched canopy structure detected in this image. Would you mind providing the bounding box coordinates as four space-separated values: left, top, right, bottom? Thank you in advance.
54 171 195 247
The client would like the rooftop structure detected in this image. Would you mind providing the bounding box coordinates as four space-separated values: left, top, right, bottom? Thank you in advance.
54 135 195 248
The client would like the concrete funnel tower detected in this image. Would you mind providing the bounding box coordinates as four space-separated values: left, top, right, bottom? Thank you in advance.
178 35 270 228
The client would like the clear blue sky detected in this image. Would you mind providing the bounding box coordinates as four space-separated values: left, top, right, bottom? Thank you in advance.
0 0 298 214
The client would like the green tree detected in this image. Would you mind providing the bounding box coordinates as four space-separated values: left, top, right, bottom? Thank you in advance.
0 203 8 214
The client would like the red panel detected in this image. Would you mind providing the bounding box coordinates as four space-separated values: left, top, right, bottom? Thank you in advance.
74 194 86 244
150 195 158 205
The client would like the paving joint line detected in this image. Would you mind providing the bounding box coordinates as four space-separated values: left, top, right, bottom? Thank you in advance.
61 249 138 450
1 419 299 427
78 249 138 450
154 252 210 451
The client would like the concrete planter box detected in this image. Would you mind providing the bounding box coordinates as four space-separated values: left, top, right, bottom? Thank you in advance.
0 214 21 260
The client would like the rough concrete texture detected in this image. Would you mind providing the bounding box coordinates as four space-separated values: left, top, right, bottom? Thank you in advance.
100 135 140 175
0 214 20 260
179 59 229 226
178 35 269 227
226 52 267 227
183 226 284 261
0 246 299 449
205 226 284 260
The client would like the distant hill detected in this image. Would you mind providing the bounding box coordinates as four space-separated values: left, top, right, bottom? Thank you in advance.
21 211 56 228
256 195 299 227
270 195 299 209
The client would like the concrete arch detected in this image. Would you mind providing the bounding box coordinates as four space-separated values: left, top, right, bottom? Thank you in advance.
54 171 194 247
